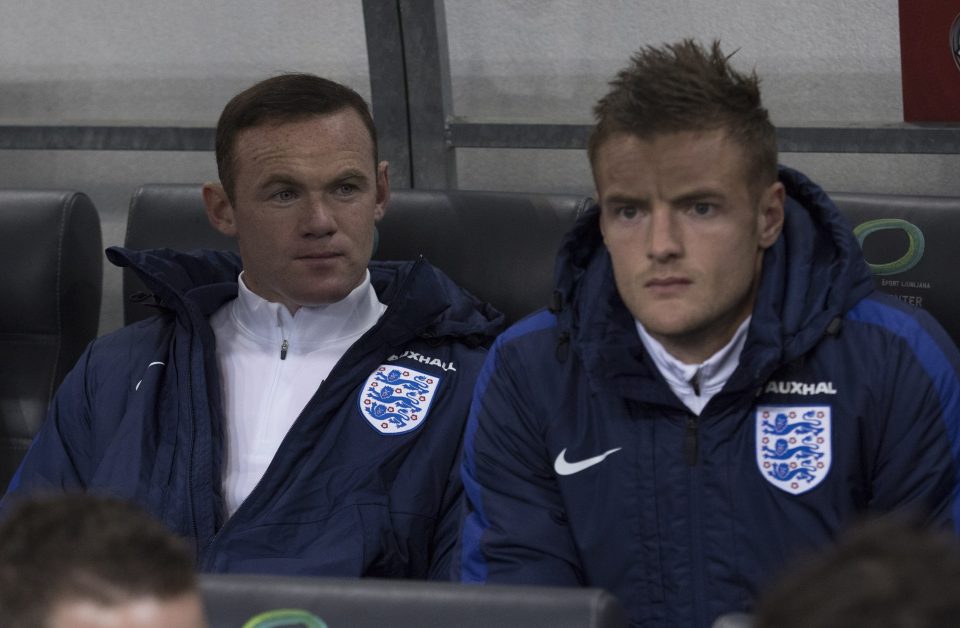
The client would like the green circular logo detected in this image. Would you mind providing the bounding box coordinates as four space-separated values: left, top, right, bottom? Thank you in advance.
853 218 925 276
242 609 329 628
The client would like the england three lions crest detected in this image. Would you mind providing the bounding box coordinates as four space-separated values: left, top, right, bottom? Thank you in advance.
756 405 832 495
359 365 441 435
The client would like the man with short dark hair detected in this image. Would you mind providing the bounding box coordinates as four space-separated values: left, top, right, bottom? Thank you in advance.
3 73 503 580
456 40 960 626
0 494 206 628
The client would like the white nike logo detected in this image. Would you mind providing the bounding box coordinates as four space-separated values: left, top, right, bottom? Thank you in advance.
135 361 166 392
554 447 622 476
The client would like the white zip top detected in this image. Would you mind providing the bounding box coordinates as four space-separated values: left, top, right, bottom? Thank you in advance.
210 270 387 517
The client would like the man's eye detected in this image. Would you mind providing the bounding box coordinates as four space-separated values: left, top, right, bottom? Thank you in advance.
335 183 358 196
616 206 640 220
274 189 297 202
690 202 715 216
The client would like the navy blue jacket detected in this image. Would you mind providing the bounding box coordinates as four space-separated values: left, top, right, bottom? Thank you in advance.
4 247 503 580
457 168 960 626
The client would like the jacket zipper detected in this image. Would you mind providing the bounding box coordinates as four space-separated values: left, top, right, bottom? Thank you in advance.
684 414 698 466
279 314 289 360
688 436 706 627
201 314 292 569
684 368 701 466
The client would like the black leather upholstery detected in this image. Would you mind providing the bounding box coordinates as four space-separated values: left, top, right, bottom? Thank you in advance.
374 189 590 323
200 573 629 628
832 193 960 347
122 184 590 326
122 184 960 347
123 184 237 325
0 190 102 491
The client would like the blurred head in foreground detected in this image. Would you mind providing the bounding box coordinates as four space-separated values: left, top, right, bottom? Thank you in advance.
0 493 207 628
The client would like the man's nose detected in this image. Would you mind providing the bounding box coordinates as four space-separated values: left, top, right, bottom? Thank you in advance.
300 194 337 237
646 208 682 261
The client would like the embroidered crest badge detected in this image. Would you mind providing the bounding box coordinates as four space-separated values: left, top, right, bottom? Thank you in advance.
358 365 441 435
755 405 832 495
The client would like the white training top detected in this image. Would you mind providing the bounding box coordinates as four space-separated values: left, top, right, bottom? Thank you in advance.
635 316 751 416
210 271 387 517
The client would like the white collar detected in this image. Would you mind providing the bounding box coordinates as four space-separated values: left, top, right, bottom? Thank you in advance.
635 316 751 415
229 270 387 349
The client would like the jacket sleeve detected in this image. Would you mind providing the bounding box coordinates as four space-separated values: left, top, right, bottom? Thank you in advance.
859 304 960 530
1 344 95 506
456 331 583 585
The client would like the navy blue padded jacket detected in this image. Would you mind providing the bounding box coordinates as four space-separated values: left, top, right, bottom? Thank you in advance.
4 247 504 579
457 167 960 626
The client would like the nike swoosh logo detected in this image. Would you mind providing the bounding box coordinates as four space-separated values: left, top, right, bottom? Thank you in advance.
554 447 622 476
135 361 166 392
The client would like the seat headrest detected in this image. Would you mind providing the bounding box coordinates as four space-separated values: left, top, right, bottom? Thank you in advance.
833 192 960 347
123 185 591 326
374 189 591 324
0 189 102 489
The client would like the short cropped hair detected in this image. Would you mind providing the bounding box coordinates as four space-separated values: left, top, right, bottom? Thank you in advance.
215 73 378 201
0 494 197 627
754 519 960 628
589 39 777 192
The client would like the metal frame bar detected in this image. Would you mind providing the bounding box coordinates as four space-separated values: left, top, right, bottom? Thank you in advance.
5 122 958 156
3 122 959 155
0 125 214 151
363 0 413 188
397 0 456 189
447 121 960 155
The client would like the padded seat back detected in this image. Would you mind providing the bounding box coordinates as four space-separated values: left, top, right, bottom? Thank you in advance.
200 573 628 628
0 190 102 490
832 192 960 347
123 184 237 324
373 189 590 323
123 185 590 326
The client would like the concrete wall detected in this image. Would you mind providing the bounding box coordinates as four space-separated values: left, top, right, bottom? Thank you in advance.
1 0 956 334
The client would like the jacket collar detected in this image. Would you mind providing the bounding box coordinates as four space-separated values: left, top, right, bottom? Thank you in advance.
106 247 505 344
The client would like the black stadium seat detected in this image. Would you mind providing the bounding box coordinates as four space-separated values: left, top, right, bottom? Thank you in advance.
200 573 629 628
832 192 960 347
374 188 590 324
122 184 590 326
121 185 960 348
0 190 102 491
122 184 237 325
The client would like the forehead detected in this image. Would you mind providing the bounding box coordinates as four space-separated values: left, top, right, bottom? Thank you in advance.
593 130 751 197
49 594 207 628
233 110 375 174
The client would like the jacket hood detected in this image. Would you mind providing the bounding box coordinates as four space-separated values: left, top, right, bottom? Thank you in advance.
107 247 505 345
107 247 242 320
748 166 874 365
551 166 875 385
368 259 505 345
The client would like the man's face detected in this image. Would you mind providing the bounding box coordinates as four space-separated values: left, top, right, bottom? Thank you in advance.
204 110 389 313
594 129 784 364
49 592 208 628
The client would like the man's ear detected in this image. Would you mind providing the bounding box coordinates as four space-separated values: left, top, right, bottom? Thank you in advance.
758 181 785 250
202 182 238 237
374 160 390 222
